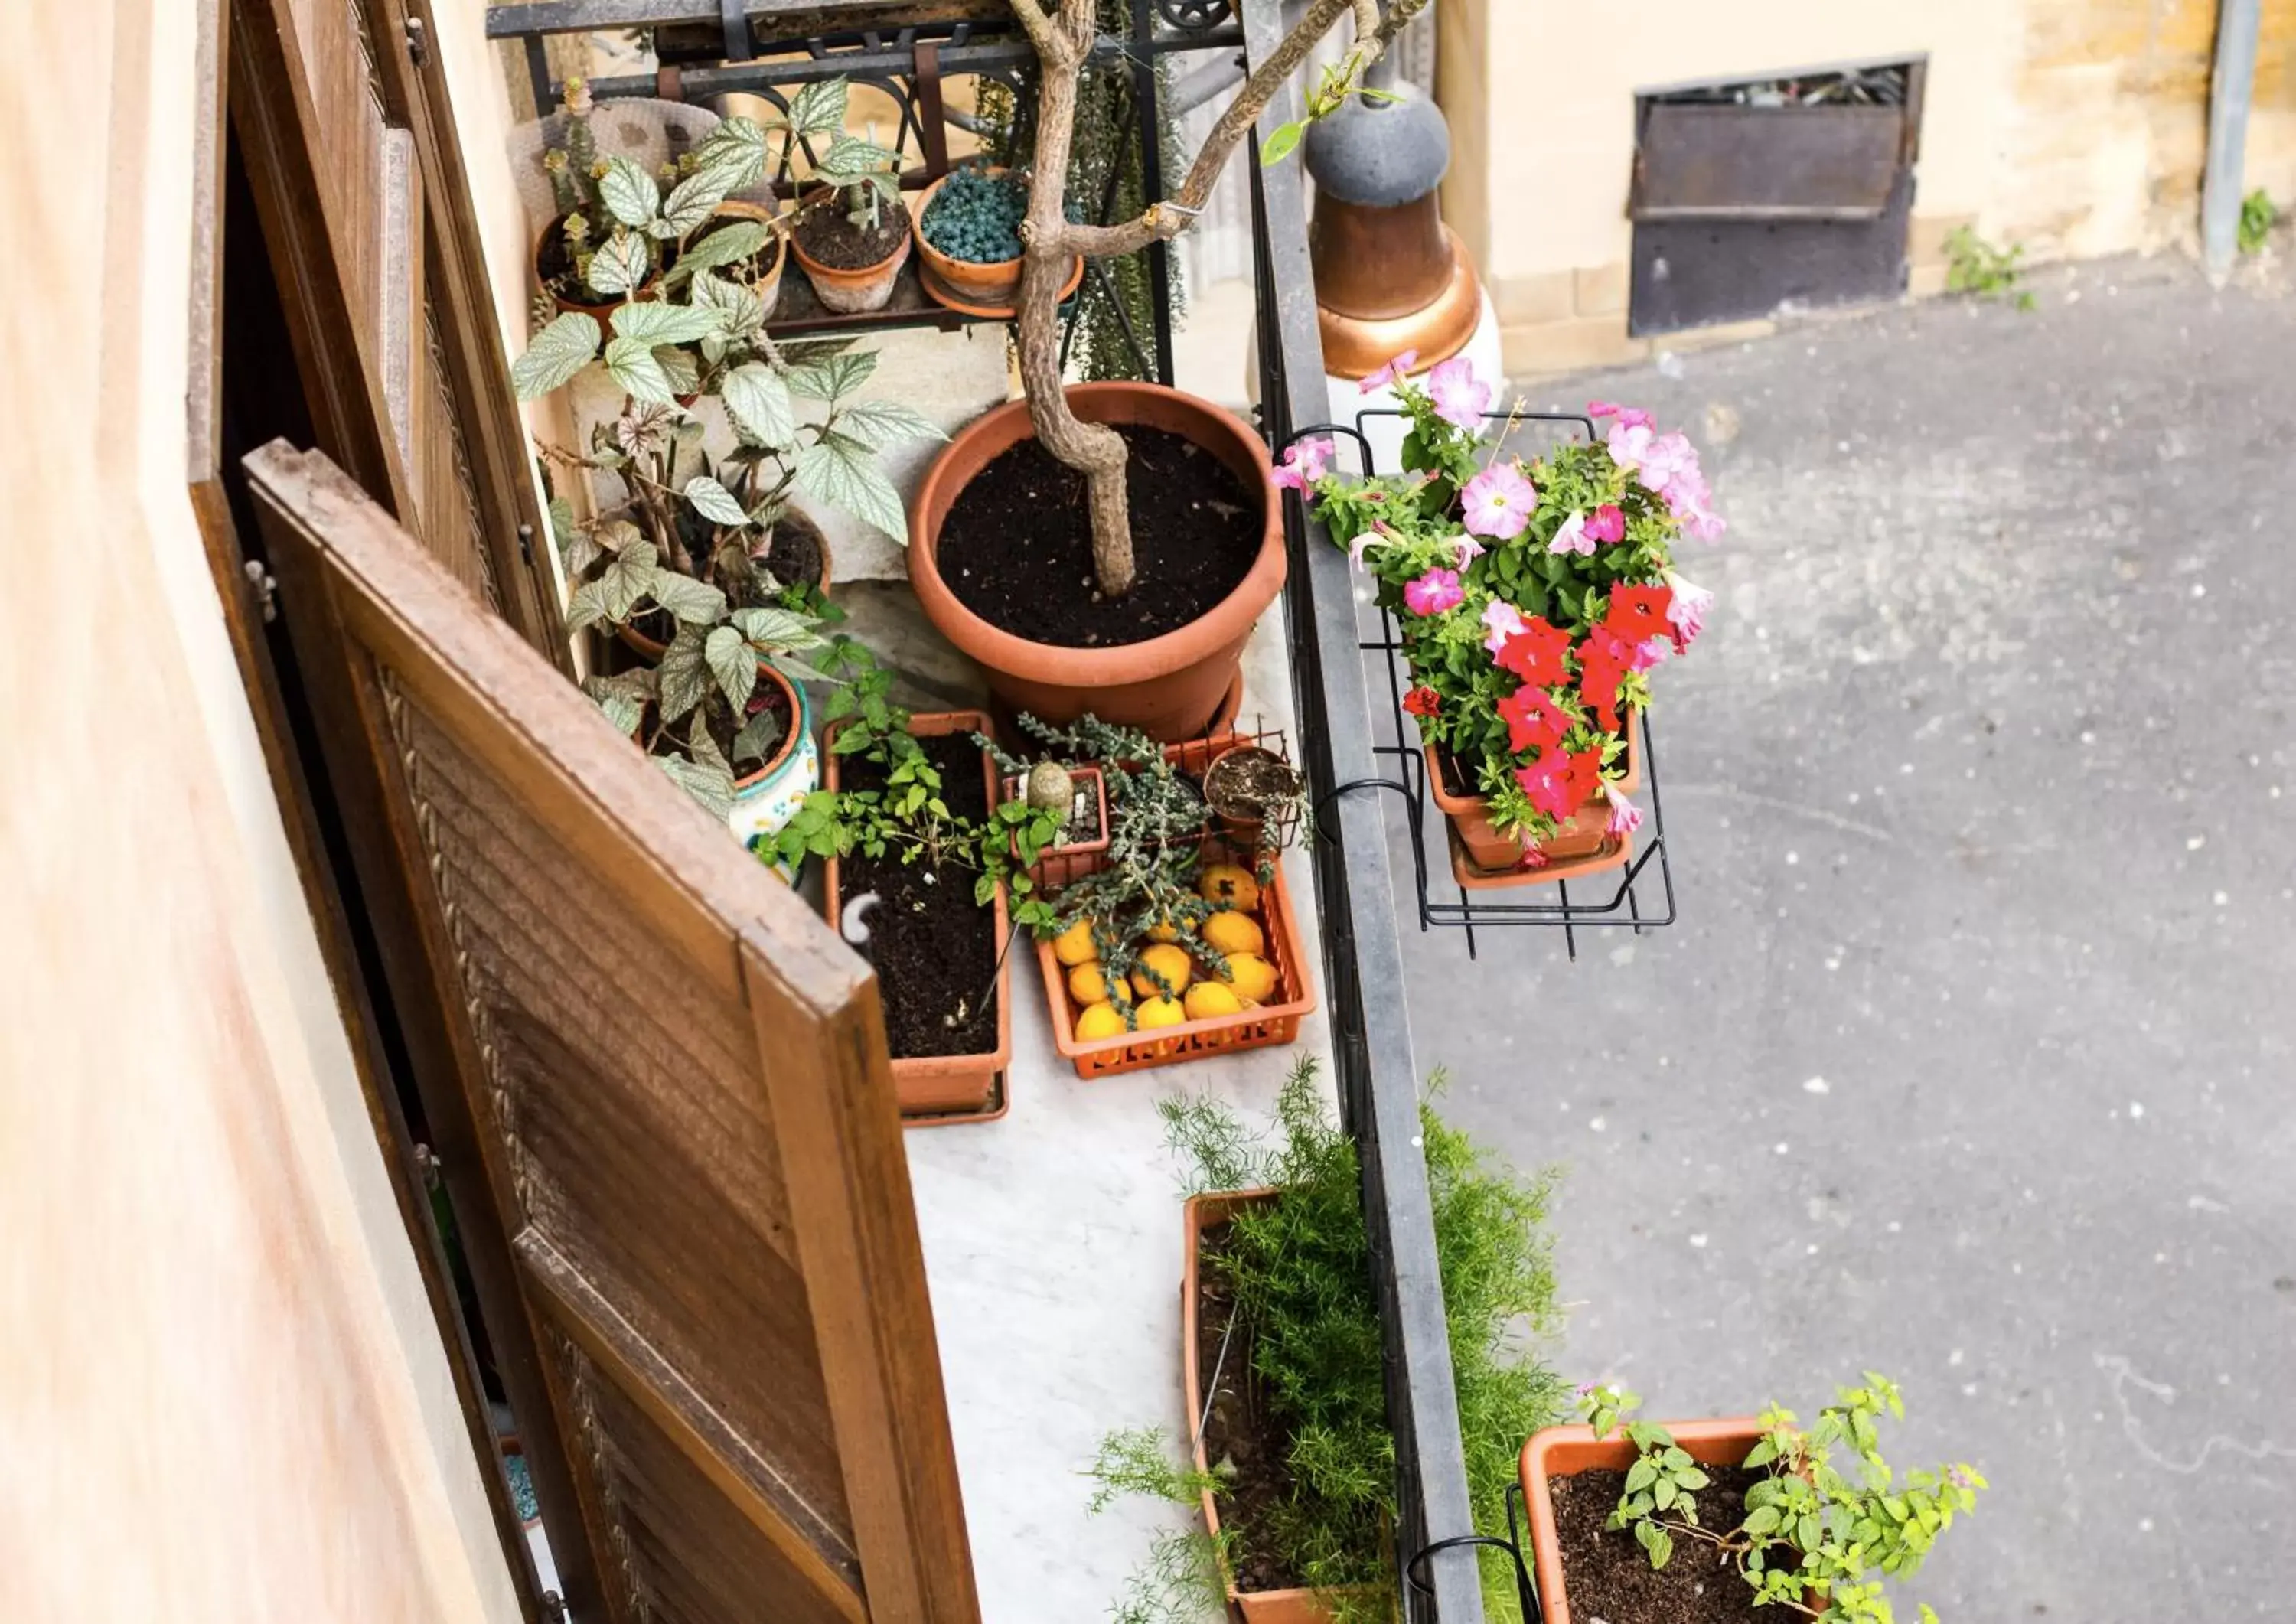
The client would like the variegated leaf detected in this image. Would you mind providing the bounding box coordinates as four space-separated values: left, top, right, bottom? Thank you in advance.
705 624 760 711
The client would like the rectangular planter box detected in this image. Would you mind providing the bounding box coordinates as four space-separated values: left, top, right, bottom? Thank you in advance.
1424 710 1640 888
1182 1189 1335 1624
1518 1418 1768 1624
823 709 1009 1118
1039 853 1315 1081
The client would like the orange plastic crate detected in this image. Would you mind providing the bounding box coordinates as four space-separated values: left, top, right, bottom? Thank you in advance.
1038 855 1317 1079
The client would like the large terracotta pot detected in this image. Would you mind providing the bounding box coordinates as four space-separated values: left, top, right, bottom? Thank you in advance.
910 383 1287 743
821 711 1009 1117
1519 1419 1768 1624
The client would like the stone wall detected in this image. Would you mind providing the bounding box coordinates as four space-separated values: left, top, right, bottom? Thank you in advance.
1437 0 2296 379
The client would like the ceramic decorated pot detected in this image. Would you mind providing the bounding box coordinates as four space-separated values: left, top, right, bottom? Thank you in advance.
729 671 819 859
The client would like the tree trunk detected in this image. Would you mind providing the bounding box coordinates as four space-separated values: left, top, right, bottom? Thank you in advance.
1013 4 1137 598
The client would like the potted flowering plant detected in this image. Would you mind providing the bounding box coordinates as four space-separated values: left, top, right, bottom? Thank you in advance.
1293 362 1722 885
1521 1379 1983 1624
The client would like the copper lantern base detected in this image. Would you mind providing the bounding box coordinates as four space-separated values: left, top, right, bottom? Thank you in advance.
1315 223 1484 380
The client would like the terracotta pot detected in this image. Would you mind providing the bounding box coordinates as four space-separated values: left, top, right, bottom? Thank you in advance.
1203 742 1300 853
1001 763 1110 890
701 199 788 320
911 383 1287 743
912 168 1084 317
1182 1190 1337 1624
1424 709 1641 874
533 210 664 318
1519 1418 1768 1624
822 710 1009 1117
789 188 912 313
1447 822 1632 892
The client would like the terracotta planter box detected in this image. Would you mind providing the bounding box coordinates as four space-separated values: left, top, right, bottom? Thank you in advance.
823 710 1009 1117
1040 849 1314 1080
1425 710 1641 887
1518 1418 1768 1624
909 382 1286 743
1000 763 1109 890
1182 1189 1336 1624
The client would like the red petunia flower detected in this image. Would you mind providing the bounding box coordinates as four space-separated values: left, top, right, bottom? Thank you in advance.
1577 631 1631 732
1558 748 1605 807
1497 683 1571 754
1403 685 1442 718
1494 616 1574 689
1603 582 1675 643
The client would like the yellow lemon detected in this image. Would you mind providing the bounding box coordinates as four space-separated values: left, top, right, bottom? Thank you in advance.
1074 1001 1130 1041
1130 943 1195 1000
1068 962 1112 1006
1053 918 1098 966
1217 952 1278 1006
1146 916 1182 943
1183 982 1243 1020
1199 863 1261 912
1200 909 1266 958
1135 996 1186 1029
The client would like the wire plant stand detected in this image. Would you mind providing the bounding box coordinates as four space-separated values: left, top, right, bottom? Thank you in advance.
1291 406 1680 961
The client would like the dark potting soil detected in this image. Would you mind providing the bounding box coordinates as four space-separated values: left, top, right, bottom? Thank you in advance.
1203 747 1299 819
934 424 1262 650
838 732 1000 1060
795 195 912 269
1194 1221 1308 1597
1545 1467 1773 1624
761 519 824 595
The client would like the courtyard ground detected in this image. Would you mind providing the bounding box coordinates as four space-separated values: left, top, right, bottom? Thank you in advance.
1393 251 2296 1618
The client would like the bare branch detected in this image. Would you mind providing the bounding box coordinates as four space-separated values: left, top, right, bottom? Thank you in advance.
1006 0 1070 63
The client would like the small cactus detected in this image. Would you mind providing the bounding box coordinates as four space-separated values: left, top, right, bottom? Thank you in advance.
1026 760 1075 817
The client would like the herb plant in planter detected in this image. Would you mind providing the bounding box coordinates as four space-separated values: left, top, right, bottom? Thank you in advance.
978 743 1110 891
1523 1379 1983 1624
771 657 1060 1117
1006 714 1314 1077
1090 1061 1566 1622
907 0 1435 741
1302 373 1722 886
789 129 911 313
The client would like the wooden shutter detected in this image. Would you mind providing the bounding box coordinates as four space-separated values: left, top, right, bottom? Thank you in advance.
243 442 980 1624
230 0 569 667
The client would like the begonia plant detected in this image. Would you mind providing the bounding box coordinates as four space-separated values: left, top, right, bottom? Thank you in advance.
1290 360 1723 860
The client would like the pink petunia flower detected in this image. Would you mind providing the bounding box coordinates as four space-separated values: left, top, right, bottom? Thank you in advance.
1515 752 1581 820
1359 349 1420 393
1667 464 1727 542
1517 843 1550 870
1664 569 1714 648
1480 599 1525 654
1271 436 1332 494
1588 401 1655 430
1461 461 1537 539
1427 357 1493 430
1584 504 1626 544
1403 566 1464 616
1450 533 1487 568
1548 510 1596 556
1604 782 1643 836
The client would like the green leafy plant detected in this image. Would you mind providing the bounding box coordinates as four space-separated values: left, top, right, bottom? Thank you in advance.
530 76 847 311
1084 1428 1238 1624
579 603 832 820
768 652 1061 929
2239 187 2278 256
996 713 1231 1019
1579 1378 1985 1623
813 127 904 232
1089 1061 1564 1622
1942 225 2033 310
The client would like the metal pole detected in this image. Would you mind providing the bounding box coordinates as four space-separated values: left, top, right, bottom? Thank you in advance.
2203 0 2263 282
